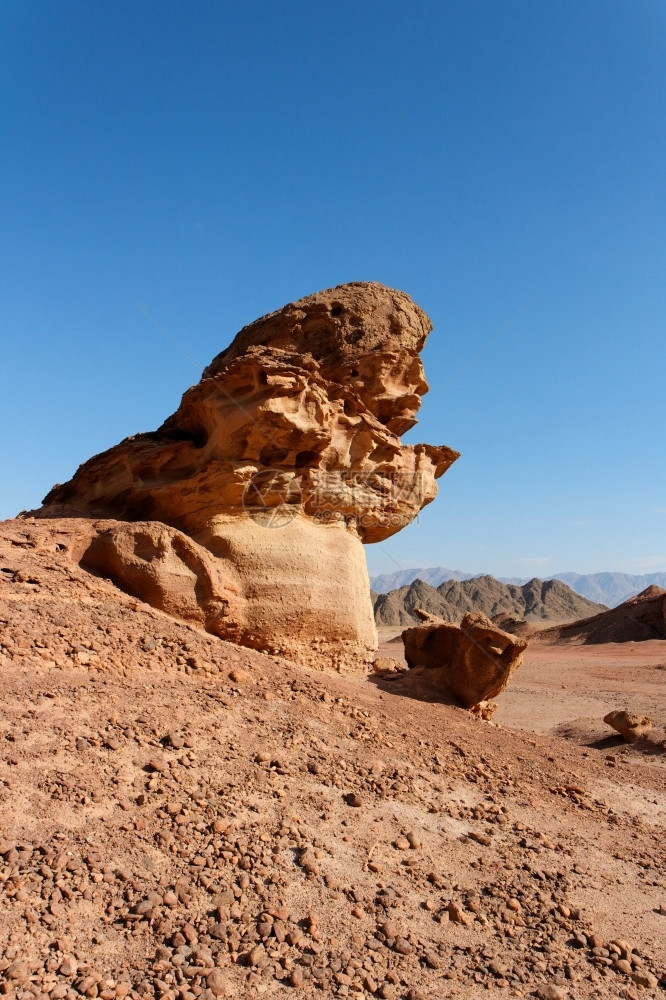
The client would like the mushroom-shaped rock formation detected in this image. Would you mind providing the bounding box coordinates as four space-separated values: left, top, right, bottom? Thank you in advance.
401 609 527 710
38 282 459 671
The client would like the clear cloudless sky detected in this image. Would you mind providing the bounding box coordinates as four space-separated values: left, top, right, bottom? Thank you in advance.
1 0 665 579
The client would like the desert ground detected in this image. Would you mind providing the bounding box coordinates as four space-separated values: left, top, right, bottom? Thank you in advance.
1 534 665 1000
378 629 666 739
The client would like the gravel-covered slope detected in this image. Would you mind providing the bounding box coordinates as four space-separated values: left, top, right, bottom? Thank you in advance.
1 518 665 999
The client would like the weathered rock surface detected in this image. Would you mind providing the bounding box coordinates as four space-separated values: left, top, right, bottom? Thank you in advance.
401 609 527 709
33 282 459 671
604 709 654 743
21 515 379 669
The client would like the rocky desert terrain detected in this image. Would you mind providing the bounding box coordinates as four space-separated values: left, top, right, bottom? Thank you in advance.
1 519 665 1000
2 282 664 999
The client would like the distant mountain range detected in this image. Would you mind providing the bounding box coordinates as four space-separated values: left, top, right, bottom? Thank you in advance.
369 567 666 609
373 575 606 628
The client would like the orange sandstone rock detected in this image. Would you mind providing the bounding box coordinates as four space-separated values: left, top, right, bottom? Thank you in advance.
402 609 526 708
603 709 654 743
36 282 458 671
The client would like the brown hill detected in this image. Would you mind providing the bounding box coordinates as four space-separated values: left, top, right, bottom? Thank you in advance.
372 578 446 626
529 584 666 644
373 574 606 627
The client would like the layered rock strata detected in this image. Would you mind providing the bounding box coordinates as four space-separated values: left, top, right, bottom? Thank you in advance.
36 282 459 671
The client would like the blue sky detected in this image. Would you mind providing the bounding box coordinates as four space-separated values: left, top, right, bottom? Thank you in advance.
2 0 665 578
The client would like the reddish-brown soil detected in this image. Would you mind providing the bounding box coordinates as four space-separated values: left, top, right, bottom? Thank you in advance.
496 643 665 743
1 524 665 999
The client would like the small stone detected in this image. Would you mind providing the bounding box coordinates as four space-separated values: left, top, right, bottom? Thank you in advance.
372 657 402 676
5 960 29 981
378 985 397 1000
394 836 410 851
615 959 633 975
631 970 657 989
406 831 421 849
507 898 521 912
345 792 363 807
351 905 363 919
393 936 412 955
611 938 631 957
446 902 472 925
298 849 319 875
229 668 250 684
182 921 198 944
289 968 304 987
536 987 566 1000
58 956 78 977
248 943 265 966
146 758 167 773
206 969 227 996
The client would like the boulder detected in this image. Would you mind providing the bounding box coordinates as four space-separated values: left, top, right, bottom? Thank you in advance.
34 282 459 672
603 710 654 743
372 656 405 676
401 609 526 709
